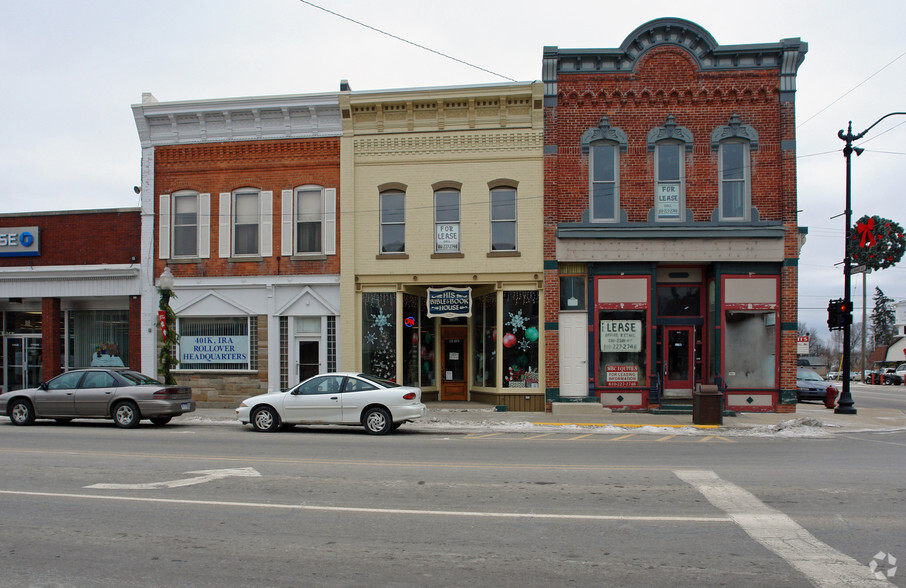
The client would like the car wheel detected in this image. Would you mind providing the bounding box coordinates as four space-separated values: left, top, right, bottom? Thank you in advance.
113 401 141 429
9 399 35 426
150 416 172 426
251 406 280 432
884 379 892 386
362 407 392 435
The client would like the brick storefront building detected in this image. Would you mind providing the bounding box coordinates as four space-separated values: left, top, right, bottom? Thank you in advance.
542 18 808 412
133 92 342 406
0 209 143 392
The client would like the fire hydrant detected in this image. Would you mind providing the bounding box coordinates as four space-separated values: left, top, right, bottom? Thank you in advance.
825 385 838 409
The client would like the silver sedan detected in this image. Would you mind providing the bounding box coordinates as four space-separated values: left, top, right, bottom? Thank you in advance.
0 369 195 428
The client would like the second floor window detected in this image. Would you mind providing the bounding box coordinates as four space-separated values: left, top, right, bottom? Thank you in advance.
296 187 322 254
655 142 684 221
720 141 749 220
380 190 405 253
490 187 517 251
233 189 259 256
590 144 618 221
434 189 460 253
173 191 198 257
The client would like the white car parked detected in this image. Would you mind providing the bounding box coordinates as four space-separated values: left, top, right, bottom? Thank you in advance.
896 363 906 380
236 373 426 435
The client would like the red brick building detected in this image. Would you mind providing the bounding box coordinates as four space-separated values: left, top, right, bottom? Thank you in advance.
0 209 143 392
542 18 808 412
133 92 342 405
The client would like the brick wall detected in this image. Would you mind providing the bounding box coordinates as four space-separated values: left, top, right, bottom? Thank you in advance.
153 138 341 281
0 209 140 268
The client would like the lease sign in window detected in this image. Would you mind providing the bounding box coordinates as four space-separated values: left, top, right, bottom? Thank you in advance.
600 320 642 352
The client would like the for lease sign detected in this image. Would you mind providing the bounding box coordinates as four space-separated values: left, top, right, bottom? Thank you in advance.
600 320 642 353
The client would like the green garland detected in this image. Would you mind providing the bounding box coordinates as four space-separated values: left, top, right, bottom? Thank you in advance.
848 214 906 271
158 288 180 385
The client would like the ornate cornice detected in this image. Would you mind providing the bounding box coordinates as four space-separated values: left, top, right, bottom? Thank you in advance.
133 92 342 148
646 114 693 152
711 113 759 150
353 130 543 159
580 115 628 153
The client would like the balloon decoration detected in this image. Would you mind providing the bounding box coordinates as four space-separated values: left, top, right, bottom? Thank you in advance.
849 214 905 271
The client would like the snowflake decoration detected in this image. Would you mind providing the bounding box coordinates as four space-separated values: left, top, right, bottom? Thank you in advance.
364 332 376 345
518 338 533 351
506 310 528 333
370 309 392 333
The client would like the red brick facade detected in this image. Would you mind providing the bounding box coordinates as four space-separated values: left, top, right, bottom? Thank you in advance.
152 138 341 282
543 19 807 411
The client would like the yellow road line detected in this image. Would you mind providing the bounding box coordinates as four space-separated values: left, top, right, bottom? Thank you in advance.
531 422 719 430
564 433 595 441
656 435 677 442
610 433 637 441
522 433 554 440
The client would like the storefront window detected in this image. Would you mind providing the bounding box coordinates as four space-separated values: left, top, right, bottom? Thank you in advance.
362 293 396 381
724 311 776 388
419 300 436 388
68 310 129 368
598 310 647 388
178 317 251 370
657 286 700 316
502 291 539 388
472 293 497 387
402 294 420 387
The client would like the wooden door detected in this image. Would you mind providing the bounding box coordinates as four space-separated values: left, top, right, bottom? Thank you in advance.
441 327 467 401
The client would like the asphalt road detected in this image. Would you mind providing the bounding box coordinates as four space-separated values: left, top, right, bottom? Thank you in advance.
0 419 903 587
844 382 906 411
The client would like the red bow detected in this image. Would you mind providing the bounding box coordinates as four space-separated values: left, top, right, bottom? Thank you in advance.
856 218 876 247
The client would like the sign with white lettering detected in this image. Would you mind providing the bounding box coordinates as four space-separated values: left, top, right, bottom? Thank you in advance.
0 226 39 257
180 336 249 364
427 287 472 318
605 365 639 387
435 224 460 252
600 320 642 352
656 184 680 219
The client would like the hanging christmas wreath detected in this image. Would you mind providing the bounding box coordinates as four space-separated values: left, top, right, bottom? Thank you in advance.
848 214 906 271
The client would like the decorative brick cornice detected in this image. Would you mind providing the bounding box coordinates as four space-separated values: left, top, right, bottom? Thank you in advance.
353 131 543 159
543 18 807 101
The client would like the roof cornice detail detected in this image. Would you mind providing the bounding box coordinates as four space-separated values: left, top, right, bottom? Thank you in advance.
543 18 807 97
132 92 342 147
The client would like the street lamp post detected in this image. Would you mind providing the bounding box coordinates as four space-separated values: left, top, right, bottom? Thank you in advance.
158 266 177 385
835 112 906 415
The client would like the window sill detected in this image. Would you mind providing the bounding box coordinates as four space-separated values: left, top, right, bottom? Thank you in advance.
166 257 202 264
487 251 521 258
376 253 409 260
430 252 464 259
290 254 328 261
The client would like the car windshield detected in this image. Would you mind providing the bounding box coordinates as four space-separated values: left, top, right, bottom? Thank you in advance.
797 368 824 382
357 374 400 388
118 371 164 386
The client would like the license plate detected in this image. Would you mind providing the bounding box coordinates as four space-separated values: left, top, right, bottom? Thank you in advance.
181 402 191 410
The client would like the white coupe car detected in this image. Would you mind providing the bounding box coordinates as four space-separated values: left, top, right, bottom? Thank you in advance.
236 373 427 435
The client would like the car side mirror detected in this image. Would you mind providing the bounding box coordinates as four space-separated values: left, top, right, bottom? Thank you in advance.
38 382 48 391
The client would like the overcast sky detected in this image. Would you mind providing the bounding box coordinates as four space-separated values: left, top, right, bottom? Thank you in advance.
1 0 904 341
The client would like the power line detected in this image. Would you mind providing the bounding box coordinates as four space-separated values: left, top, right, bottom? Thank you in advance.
797 51 906 129
296 0 517 82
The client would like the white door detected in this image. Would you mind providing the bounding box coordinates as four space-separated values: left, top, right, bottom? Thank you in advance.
559 312 588 397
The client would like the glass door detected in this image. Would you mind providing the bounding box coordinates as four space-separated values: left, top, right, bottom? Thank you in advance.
297 340 320 384
5 336 43 392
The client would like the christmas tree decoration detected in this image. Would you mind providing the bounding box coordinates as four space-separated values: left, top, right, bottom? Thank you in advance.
525 326 539 341
849 214 905 271
502 332 517 348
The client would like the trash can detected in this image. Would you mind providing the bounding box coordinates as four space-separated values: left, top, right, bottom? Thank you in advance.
693 384 723 425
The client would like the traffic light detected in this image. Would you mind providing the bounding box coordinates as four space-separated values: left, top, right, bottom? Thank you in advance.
826 298 852 331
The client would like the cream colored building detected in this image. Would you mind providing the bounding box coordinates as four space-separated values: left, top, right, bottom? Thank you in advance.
339 82 546 410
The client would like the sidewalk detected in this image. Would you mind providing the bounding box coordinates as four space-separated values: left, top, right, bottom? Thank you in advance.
187 401 906 436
